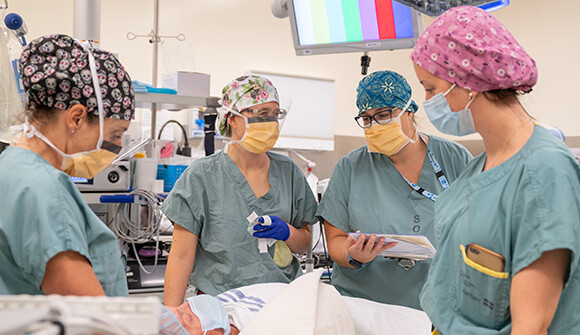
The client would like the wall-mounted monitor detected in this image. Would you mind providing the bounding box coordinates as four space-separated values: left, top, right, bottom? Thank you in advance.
288 0 424 56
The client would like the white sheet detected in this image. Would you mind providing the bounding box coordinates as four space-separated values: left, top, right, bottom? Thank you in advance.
345 295 432 334
239 269 355 335
218 269 432 335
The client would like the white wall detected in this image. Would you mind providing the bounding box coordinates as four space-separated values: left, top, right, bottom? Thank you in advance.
9 0 580 141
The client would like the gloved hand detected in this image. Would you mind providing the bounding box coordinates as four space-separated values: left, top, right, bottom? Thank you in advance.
252 215 290 241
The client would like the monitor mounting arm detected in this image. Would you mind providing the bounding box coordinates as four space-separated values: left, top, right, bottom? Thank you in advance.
361 52 371 76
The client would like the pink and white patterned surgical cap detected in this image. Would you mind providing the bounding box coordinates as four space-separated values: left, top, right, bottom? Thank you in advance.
411 6 537 93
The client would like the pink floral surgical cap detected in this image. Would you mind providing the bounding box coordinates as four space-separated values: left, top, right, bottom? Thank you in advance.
217 75 279 136
410 6 537 93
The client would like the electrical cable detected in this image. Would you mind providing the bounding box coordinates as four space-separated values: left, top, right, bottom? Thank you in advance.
317 192 332 283
319 221 332 283
158 119 191 156
110 189 165 275
291 149 321 273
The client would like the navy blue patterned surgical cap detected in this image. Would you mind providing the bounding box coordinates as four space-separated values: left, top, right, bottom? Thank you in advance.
356 70 418 116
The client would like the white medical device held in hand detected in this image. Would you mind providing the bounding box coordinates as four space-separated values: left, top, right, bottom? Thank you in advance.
247 212 275 253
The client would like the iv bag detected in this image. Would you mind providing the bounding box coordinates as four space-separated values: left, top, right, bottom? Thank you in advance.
0 26 24 143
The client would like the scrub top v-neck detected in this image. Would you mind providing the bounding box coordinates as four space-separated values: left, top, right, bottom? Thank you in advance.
316 135 472 309
162 150 318 295
421 126 580 334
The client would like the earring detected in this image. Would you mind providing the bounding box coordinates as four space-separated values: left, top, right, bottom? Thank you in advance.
71 129 75 134
468 92 474 100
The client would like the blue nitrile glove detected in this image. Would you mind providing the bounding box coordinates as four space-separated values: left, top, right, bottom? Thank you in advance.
252 215 291 241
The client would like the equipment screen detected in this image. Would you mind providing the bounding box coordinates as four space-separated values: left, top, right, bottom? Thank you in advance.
288 0 423 55
292 0 414 46
71 176 93 185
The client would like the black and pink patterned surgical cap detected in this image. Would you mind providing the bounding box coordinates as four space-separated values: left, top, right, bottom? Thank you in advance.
19 34 135 120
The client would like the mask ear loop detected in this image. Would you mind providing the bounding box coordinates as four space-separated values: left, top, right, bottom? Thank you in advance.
464 91 475 110
223 110 249 154
223 85 254 154
443 83 474 113
443 83 457 97
398 98 417 144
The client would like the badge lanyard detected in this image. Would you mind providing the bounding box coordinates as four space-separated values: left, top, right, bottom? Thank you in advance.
402 134 449 201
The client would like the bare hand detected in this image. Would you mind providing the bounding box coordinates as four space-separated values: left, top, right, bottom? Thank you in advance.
345 234 397 265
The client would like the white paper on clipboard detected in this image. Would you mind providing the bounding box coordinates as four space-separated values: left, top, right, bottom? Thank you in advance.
348 233 436 260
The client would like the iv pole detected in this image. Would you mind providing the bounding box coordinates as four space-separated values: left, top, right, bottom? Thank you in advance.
150 0 159 140
73 0 100 47
127 0 185 139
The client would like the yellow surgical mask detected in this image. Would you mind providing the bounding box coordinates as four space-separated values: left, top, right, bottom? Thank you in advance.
240 121 279 154
62 141 122 179
364 112 416 156
20 118 122 179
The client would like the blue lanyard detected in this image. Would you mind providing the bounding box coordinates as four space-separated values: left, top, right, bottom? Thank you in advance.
402 134 449 201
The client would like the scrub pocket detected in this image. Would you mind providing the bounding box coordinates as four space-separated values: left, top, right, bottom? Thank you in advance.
453 244 510 330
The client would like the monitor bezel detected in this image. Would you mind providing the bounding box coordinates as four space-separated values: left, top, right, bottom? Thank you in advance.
287 1 424 56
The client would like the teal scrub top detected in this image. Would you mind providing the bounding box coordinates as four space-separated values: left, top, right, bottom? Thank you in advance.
161 150 318 296
316 135 472 309
0 147 128 296
421 126 580 334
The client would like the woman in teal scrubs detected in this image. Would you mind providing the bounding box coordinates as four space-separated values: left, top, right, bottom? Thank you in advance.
316 70 472 309
162 75 317 306
0 34 135 296
412 6 580 334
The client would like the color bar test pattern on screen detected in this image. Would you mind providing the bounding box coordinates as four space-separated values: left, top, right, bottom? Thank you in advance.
293 0 414 46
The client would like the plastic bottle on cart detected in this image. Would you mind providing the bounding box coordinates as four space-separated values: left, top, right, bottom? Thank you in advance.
0 12 25 143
